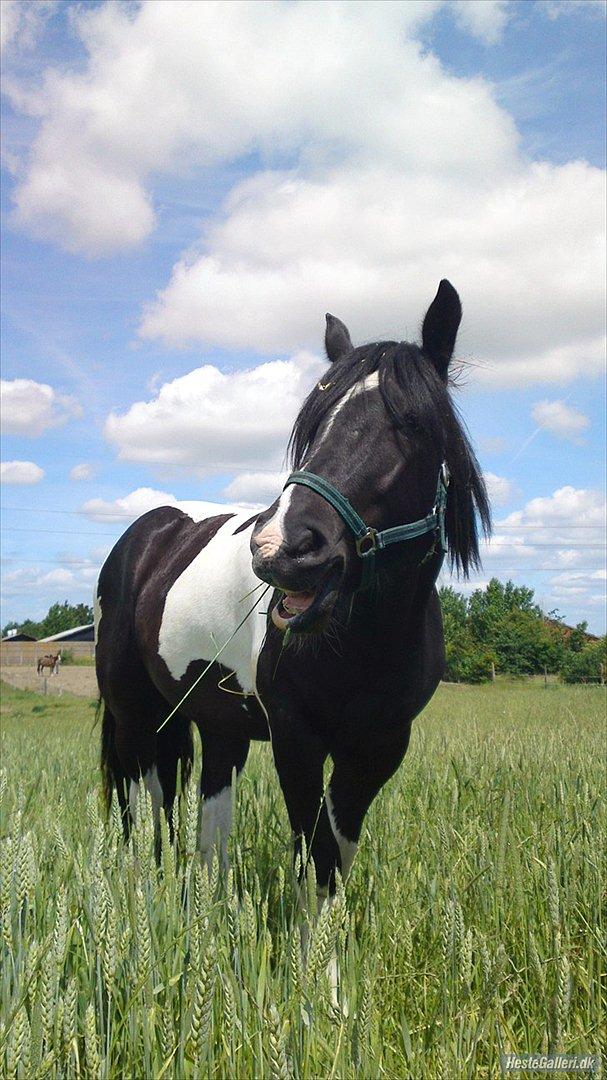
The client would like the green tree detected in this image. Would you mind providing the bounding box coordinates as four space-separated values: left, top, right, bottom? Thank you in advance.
468 578 540 650
467 578 552 675
493 609 561 676
561 638 606 683
1 618 43 638
2 601 93 641
39 601 93 638
568 621 589 653
439 586 494 683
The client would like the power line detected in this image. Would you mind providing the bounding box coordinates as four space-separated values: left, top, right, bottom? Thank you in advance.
0 553 602 573
1 525 604 551
1 504 605 530
0 512 605 540
1 527 119 537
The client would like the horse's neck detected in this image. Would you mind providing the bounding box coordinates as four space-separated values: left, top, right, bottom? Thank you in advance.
350 555 441 651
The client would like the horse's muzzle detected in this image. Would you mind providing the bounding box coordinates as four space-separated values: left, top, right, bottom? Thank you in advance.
251 550 343 633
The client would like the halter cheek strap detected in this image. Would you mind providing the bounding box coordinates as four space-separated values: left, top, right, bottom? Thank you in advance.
284 462 450 591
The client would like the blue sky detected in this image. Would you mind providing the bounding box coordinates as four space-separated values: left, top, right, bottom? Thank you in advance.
1 0 605 631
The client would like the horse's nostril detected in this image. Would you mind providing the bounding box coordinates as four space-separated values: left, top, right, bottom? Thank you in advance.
292 528 324 558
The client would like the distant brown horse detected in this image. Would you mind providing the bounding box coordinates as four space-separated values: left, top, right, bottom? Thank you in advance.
37 652 61 676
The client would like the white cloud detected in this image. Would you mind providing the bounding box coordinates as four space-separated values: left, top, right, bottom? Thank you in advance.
140 161 605 386
452 0 510 44
222 471 285 507
547 569 606 612
0 460 44 485
81 486 244 524
532 399 591 443
441 484 606 626
1 379 81 436
69 463 94 482
0 551 101 618
104 352 324 472
543 0 606 19
484 472 518 506
500 485 605 531
481 485 605 576
0 541 116 623
3 0 605 386
81 487 179 523
0 0 20 52
0 0 56 54
2 566 76 594
5 2 521 255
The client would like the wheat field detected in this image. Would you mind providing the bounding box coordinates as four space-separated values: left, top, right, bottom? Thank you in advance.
0 679 604 1079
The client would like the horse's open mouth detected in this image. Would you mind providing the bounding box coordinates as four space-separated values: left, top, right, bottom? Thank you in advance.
271 564 341 634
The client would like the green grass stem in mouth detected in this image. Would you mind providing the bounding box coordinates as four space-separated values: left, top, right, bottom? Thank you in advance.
0 678 604 1077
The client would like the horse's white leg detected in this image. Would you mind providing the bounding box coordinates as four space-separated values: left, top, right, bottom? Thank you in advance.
314 787 358 1013
326 788 358 882
128 766 163 826
198 732 249 872
199 786 233 870
296 871 347 1012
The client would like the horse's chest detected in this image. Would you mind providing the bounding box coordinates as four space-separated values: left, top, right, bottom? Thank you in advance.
156 517 267 696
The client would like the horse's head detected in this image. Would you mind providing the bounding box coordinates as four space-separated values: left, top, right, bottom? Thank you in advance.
251 281 489 633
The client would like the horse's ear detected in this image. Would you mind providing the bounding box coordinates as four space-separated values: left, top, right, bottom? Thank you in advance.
325 313 353 363
421 280 462 380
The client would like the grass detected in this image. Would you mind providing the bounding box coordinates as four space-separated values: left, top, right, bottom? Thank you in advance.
0 679 605 1078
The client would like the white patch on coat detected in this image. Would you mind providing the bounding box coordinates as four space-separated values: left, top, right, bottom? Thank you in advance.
199 786 232 868
129 766 163 823
158 513 268 695
93 589 102 645
326 790 358 881
252 485 294 559
320 370 380 444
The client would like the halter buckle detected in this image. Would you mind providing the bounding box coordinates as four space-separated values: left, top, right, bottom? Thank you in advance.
356 528 378 557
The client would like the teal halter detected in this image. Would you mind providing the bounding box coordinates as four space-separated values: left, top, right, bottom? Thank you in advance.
284 462 450 591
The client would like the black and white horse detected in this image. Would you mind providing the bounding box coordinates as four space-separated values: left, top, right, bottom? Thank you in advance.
97 280 489 896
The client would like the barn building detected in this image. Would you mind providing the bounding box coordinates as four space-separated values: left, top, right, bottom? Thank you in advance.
39 624 95 644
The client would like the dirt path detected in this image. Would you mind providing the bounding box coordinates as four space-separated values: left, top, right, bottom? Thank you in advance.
1 665 98 699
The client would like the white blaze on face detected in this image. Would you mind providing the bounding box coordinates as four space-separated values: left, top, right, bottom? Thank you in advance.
254 484 294 559
254 370 380 562
319 370 380 445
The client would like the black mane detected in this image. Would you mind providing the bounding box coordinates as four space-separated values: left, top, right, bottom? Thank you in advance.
288 341 491 576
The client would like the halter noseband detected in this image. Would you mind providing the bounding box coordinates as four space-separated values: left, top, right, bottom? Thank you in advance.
283 462 450 591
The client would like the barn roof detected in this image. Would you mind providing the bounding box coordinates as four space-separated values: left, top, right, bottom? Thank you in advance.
39 623 94 642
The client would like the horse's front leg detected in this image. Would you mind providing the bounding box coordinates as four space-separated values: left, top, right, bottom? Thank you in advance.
269 709 341 904
326 725 413 883
197 730 250 871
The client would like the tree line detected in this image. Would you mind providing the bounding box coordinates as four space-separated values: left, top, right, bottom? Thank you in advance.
2 589 605 684
2 601 94 642
439 578 606 683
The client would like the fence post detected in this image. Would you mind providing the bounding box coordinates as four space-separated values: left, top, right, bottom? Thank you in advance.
543 666 548 689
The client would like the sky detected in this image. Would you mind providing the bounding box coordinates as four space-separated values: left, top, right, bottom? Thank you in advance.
1 0 605 632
